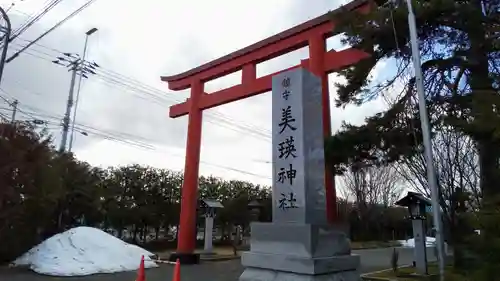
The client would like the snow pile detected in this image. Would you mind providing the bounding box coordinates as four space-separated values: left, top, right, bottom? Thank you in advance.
399 236 436 247
12 226 158 276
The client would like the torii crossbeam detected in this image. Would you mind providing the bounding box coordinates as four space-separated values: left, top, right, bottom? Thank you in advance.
161 0 373 264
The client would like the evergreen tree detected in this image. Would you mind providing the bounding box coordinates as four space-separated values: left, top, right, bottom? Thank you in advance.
326 0 499 196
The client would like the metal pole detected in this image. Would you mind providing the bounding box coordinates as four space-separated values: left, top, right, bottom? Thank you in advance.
10 99 18 123
59 62 78 152
0 7 11 86
405 0 445 278
69 28 97 152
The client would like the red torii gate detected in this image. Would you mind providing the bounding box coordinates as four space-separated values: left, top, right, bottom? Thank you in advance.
161 0 373 263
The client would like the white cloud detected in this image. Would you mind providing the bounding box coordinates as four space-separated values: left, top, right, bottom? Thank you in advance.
0 0 393 187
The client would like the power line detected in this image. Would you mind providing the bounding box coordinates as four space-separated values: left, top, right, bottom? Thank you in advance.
9 0 63 41
3 93 188 150
0 91 18 122
11 40 272 137
4 0 35 16
1 95 271 180
1 89 158 146
12 105 160 150
8 43 273 141
3 3 271 141
6 0 98 63
0 111 9 121
0 88 13 102
9 0 54 35
94 74 272 139
2 38 273 180
10 42 271 137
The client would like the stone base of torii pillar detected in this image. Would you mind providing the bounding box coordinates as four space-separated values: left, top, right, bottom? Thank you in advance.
239 68 360 281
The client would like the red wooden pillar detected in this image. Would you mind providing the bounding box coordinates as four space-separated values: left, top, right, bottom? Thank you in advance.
242 64 257 84
308 36 337 223
173 80 204 262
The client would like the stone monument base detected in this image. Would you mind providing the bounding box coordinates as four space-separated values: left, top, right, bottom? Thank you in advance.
240 267 361 281
242 252 359 275
168 252 200 264
200 251 217 257
239 222 360 281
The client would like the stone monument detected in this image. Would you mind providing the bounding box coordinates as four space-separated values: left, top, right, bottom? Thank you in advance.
239 68 360 281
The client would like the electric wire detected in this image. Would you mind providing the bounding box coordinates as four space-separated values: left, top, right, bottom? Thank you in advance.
9 42 272 139
4 0 27 13
8 43 273 141
0 93 271 179
5 7 31 17
11 39 272 137
9 0 63 41
0 112 8 121
92 69 271 137
10 0 56 37
0 90 157 148
6 102 273 180
6 0 98 63
2 28 275 178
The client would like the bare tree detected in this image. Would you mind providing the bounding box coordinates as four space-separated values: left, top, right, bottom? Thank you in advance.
394 129 480 248
339 165 404 241
340 165 404 208
395 129 480 216
337 179 352 202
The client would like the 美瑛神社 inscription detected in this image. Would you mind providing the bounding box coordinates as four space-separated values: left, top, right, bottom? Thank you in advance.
239 68 361 281
272 69 327 225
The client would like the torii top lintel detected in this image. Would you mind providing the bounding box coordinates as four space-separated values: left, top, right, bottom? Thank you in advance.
161 0 374 118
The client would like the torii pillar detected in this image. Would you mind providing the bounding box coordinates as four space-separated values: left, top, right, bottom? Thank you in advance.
161 0 373 264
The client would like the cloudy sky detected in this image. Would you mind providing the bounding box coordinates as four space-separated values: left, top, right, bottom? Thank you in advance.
0 0 396 187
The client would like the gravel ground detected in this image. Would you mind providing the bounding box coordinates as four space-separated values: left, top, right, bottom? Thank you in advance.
0 260 243 281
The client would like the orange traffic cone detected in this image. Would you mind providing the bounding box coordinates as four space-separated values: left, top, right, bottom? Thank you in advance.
136 255 145 281
172 258 180 281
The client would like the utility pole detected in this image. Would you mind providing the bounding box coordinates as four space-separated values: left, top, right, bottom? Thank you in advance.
403 0 446 279
0 7 11 87
54 53 98 153
69 27 98 152
10 99 17 123
59 61 78 152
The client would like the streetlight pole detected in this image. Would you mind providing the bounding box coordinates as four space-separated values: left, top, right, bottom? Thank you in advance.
404 0 445 278
68 27 98 152
0 7 11 87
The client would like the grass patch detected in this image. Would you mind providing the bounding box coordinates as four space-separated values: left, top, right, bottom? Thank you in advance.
351 240 402 250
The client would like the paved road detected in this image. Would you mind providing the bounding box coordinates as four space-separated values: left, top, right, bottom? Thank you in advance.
354 246 437 273
0 247 436 281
